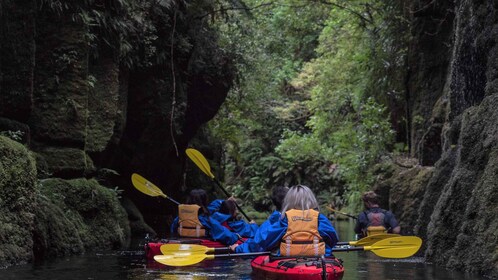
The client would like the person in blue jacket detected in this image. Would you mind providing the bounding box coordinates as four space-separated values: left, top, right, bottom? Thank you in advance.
230 185 338 256
210 199 259 238
230 185 289 253
170 189 240 245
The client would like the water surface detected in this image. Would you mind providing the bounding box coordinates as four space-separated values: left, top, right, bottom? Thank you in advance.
0 220 486 279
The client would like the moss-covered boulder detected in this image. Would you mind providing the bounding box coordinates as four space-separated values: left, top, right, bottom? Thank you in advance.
0 136 37 267
33 178 130 260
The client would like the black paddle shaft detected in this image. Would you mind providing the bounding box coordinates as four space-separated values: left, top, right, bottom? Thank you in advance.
214 251 271 259
213 179 251 221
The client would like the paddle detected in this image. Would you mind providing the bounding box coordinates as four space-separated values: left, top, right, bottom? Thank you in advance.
326 206 357 220
159 235 400 255
131 173 180 205
333 236 422 258
185 148 251 221
154 251 271 266
160 244 230 255
154 236 422 266
336 233 400 246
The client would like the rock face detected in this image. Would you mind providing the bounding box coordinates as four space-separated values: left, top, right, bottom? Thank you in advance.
33 178 130 260
0 136 37 267
0 1 233 267
382 1 498 278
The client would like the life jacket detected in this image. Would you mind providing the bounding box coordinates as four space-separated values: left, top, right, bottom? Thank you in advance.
177 204 207 238
365 209 387 236
279 209 325 257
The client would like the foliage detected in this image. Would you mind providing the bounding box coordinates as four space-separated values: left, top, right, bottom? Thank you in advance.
209 0 407 212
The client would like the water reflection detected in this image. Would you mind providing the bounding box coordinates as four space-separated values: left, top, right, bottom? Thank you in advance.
0 220 489 280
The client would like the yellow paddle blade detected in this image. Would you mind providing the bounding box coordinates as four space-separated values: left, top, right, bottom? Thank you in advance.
349 233 401 246
154 252 198 258
154 253 215 266
131 173 166 198
185 148 215 179
160 244 214 255
366 236 422 258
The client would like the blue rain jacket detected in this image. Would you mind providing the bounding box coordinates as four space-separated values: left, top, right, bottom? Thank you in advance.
234 210 281 253
210 212 259 238
235 212 339 256
207 199 224 214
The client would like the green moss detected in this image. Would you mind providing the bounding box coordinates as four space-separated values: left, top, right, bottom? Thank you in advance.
35 147 95 176
35 178 130 256
0 136 37 267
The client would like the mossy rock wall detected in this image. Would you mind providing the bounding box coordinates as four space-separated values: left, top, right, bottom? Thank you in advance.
33 178 130 260
0 0 234 267
371 159 433 236
0 136 37 267
398 0 498 277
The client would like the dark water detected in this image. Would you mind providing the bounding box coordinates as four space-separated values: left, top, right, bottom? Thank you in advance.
0 220 487 280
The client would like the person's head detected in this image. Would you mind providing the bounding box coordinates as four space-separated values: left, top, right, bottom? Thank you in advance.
186 189 209 214
219 199 238 219
362 191 380 208
281 185 319 215
271 186 289 211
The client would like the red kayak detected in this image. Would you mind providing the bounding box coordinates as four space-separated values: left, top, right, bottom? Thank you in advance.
251 255 344 280
145 238 246 260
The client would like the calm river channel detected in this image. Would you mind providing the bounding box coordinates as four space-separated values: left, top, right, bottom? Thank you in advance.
0 220 487 279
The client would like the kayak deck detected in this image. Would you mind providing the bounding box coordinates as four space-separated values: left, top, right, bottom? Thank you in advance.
251 255 344 280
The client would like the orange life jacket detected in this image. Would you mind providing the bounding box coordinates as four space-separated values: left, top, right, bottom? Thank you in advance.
279 209 325 257
177 204 206 238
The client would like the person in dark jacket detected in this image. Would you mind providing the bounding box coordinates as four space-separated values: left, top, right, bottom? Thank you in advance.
228 186 289 252
354 191 400 238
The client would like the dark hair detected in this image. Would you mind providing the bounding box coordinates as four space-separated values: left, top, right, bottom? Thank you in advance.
186 189 209 215
271 186 289 211
219 199 237 218
362 191 380 205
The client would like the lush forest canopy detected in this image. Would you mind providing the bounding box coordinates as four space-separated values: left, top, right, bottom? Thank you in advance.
205 0 409 213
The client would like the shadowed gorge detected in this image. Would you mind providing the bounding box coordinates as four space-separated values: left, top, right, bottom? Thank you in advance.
0 0 497 278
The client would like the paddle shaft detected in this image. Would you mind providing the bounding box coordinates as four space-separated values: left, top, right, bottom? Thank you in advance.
333 247 368 253
160 193 180 205
212 178 251 221
327 207 357 220
186 148 251 222
208 251 271 259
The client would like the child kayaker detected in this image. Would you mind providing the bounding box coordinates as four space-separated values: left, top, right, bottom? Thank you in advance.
354 191 400 238
229 185 289 252
210 198 259 238
170 189 241 245
230 185 338 256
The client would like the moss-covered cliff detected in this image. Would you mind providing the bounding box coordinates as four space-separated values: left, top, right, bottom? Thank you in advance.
0 0 234 267
0 136 129 267
374 1 498 278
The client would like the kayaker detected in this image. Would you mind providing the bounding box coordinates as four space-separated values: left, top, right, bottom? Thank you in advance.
230 185 339 256
210 198 259 238
170 189 241 245
354 191 400 238
228 185 289 252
